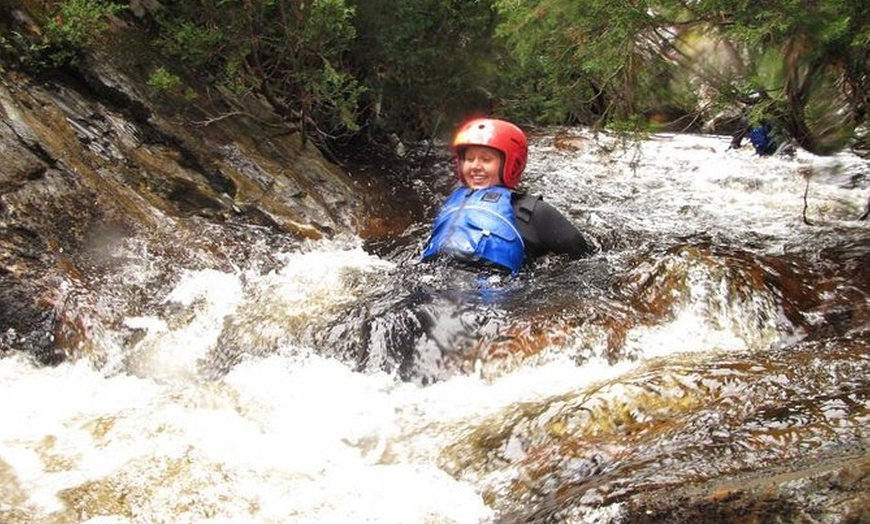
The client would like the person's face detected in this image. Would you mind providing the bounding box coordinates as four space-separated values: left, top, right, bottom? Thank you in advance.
459 145 503 189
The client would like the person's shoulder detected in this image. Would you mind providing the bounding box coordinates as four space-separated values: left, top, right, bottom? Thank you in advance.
511 191 542 207
512 192 571 221
524 196 575 226
511 192 541 222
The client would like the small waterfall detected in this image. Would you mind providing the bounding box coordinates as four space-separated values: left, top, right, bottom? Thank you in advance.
1 130 868 524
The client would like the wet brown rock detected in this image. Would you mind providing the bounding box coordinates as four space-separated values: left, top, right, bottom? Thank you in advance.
0 18 364 362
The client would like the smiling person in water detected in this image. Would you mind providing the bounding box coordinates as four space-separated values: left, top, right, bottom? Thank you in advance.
421 117 596 275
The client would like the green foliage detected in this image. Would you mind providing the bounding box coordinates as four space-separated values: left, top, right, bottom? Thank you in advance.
691 0 867 153
147 66 182 93
9 0 857 152
492 0 683 128
45 0 123 49
45 0 125 65
490 0 867 152
156 0 362 146
0 0 123 70
156 21 227 67
306 59 367 135
607 114 654 138
347 0 500 140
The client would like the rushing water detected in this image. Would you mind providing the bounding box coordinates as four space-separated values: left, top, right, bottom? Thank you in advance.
1 130 868 523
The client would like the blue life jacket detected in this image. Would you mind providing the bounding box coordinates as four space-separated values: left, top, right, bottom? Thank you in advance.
748 124 776 156
421 186 525 274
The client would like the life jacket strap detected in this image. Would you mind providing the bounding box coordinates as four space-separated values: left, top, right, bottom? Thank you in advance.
514 194 540 224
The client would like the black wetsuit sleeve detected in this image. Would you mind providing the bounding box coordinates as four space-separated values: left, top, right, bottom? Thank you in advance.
515 196 596 259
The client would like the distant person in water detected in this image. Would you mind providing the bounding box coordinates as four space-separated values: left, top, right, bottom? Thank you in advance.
730 118 779 156
421 117 596 274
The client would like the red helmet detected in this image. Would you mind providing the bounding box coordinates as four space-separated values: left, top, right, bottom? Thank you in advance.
452 118 528 189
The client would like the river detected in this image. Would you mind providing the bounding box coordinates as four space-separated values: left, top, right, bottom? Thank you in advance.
1 129 868 523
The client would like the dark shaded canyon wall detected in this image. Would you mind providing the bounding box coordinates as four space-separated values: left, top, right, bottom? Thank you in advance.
0 7 367 363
